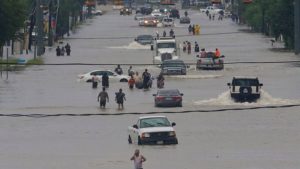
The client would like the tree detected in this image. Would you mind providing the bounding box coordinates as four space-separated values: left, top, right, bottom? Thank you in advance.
0 0 27 46
243 0 294 49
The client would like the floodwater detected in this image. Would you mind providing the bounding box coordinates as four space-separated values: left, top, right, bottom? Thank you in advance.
1 6 300 169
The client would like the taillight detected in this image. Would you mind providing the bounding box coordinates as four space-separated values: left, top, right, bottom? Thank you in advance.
172 96 181 100
156 96 164 101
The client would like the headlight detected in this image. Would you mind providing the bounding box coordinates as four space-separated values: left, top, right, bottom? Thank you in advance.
169 131 176 136
142 133 150 138
145 20 148 23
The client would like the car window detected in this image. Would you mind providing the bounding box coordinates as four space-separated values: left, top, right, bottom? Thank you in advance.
158 90 180 96
232 79 259 86
164 18 173 22
106 71 114 76
91 71 103 76
162 61 185 67
157 43 175 48
140 117 171 128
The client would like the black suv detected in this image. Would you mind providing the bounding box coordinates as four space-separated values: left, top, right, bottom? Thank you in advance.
227 77 263 102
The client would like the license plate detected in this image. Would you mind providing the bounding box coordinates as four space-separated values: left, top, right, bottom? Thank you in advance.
165 97 172 100
157 141 164 144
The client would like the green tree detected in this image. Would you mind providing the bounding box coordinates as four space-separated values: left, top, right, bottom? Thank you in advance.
243 0 294 49
0 0 27 46
56 0 85 37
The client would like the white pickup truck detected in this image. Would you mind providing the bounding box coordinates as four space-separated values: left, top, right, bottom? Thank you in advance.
128 116 178 145
200 6 223 15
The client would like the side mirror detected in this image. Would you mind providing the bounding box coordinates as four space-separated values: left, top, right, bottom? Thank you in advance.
153 94 157 96
134 38 137 41
196 55 200 58
151 45 154 51
171 122 176 126
221 55 225 58
227 83 231 86
260 83 263 86
180 93 184 96
133 124 138 129
186 64 190 68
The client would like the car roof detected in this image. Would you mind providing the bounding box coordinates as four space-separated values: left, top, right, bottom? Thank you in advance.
139 116 167 119
163 59 184 63
232 76 259 79
89 70 113 73
157 89 180 93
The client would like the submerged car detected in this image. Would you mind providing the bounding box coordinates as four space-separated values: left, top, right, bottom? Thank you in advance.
134 35 154 45
179 16 191 24
120 7 132 15
134 13 145 20
139 17 159 27
78 70 129 82
196 51 224 70
162 17 174 27
227 77 263 102
161 59 187 75
128 116 178 145
153 89 183 107
169 9 180 19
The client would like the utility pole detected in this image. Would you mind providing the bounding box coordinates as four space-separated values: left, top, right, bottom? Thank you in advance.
36 0 45 56
48 0 53 46
295 0 300 55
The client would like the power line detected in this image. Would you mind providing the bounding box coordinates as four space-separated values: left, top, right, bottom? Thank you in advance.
0 104 299 118
1 60 300 66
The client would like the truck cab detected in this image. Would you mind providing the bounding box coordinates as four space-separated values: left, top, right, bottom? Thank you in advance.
152 37 179 64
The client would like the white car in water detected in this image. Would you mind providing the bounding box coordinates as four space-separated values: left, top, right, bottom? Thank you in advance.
78 70 129 82
128 116 178 145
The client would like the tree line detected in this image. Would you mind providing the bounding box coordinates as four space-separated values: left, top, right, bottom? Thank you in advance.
0 0 87 50
241 0 294 49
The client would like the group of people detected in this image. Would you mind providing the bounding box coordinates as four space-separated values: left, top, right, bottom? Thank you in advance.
157 29 175 38
56 43 71 56
95 65 165 110
188 24 200 35
205 10 225 21
182 41 199 54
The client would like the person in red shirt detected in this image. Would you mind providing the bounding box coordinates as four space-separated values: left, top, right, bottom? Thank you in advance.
215 48 221 58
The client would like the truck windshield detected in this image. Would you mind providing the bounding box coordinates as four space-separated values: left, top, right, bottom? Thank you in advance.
157 43 175 48
163 61 184 67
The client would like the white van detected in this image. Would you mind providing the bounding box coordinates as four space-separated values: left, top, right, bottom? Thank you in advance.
162 17 174 27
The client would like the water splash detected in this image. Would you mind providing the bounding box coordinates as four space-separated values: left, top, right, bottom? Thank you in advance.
194 90 300 106
107 41 151 50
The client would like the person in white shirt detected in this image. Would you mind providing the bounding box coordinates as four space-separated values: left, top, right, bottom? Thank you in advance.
130 149 146 169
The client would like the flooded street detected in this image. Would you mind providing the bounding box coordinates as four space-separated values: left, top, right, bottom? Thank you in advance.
1 7 300 169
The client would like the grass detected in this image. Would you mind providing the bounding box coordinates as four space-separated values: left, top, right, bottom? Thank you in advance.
0 57 44 71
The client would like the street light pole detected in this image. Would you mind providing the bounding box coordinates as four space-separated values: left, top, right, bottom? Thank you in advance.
295 0 300 54
36 0 45 57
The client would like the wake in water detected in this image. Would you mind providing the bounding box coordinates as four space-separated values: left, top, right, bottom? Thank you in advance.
166 74 223 79
194 90 300 106
107 41 151 50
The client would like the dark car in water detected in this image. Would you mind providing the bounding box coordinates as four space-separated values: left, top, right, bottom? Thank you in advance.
169 9 180 19
227 77 263 102
179 16 191 24
153 89 183 107
161 59 187 75
135 35 154 45
136 6 153 15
